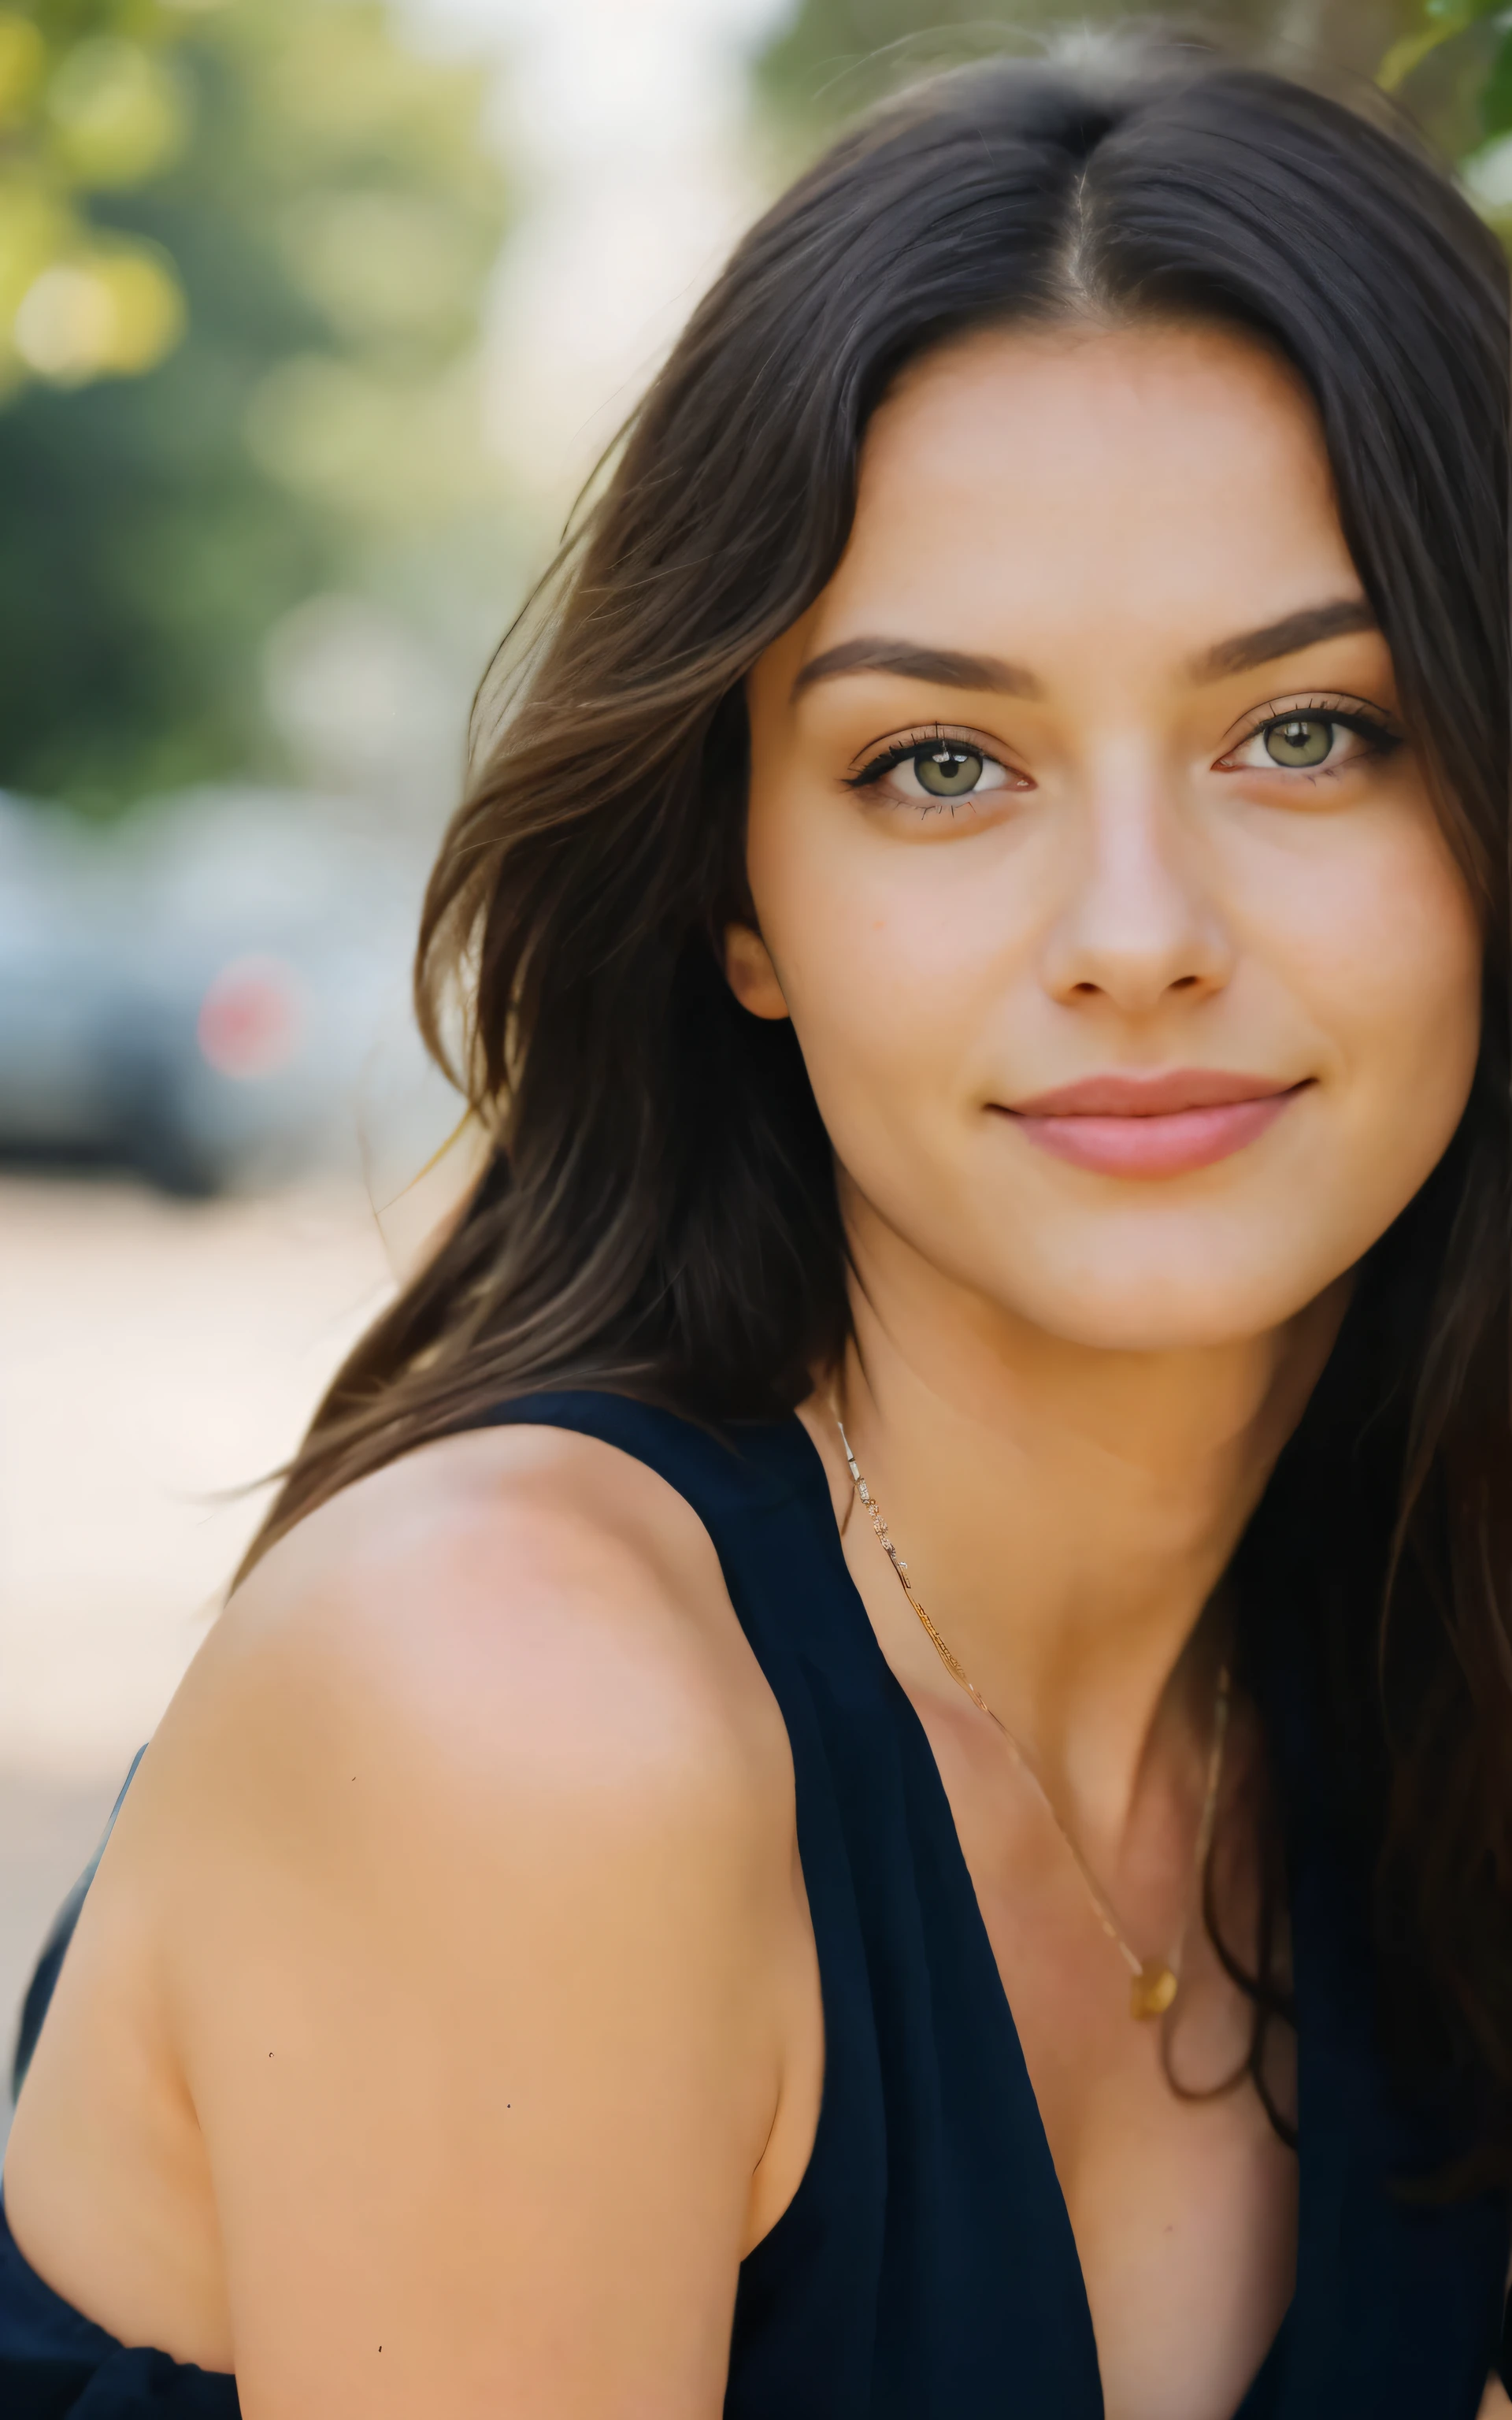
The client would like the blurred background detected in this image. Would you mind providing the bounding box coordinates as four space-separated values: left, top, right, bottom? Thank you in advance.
0 0 1507 2094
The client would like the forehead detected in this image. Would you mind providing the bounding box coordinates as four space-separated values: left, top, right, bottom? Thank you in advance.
802 321 1354 675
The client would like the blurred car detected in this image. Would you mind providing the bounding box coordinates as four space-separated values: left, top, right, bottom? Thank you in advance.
0 786 433 1196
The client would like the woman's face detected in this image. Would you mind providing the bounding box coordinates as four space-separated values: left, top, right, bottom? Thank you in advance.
734 323 1482 1353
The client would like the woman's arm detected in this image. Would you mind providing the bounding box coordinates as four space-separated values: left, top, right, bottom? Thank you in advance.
13 1427 814 2418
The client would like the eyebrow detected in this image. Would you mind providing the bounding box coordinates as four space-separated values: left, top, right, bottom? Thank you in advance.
791 598 1379 705
791 636 1041 701
1192 597 1378 681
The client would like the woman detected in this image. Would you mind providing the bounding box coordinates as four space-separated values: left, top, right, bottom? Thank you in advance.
3 30 1510 2420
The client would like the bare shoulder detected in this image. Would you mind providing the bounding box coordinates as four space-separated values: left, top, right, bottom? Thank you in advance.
115 1416 810 2122
165 1417 795 1834
8 1423 813 2407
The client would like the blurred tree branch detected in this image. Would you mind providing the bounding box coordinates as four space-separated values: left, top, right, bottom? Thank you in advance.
1379 0 1503 92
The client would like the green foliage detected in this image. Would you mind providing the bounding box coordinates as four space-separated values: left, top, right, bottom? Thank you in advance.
1479 20 1512 136
1380 0 1504 93
755 0 1499 144
0 1 193 395
0 0 510 815
758 0 1284 131
1384 2 1512 202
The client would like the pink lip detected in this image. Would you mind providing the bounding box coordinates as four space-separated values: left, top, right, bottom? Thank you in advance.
999 1070 1309 1178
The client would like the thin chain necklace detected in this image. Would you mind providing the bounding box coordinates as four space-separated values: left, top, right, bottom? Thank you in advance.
836 1414 1232 2023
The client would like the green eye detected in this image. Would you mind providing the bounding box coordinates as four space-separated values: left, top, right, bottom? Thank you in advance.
1264 716 1333 769
914 744 984 797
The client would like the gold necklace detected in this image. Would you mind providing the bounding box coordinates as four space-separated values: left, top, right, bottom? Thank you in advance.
836 1415 1232 2023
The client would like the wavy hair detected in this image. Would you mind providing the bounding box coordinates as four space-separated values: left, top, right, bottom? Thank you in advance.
248 38 1512 2178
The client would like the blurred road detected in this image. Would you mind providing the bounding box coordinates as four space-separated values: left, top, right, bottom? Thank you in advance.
0 1174 395 2085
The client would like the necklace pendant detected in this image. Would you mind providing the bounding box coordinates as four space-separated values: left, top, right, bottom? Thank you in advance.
834 1414 1229 2040
1129 1959 1178 2021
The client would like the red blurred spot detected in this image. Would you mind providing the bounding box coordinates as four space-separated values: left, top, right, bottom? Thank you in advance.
197 956 303 1080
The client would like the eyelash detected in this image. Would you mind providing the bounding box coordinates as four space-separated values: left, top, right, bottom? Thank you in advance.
844 700 1403 800
1222 698 1403 774
845 726 1009 790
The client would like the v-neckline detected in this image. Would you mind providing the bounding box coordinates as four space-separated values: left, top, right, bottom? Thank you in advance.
783 1412 1299 2420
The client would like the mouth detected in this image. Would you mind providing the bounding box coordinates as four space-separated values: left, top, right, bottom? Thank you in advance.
996 1070 1311 1179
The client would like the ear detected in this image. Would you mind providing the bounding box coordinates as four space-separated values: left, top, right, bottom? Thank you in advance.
723 921 791 1022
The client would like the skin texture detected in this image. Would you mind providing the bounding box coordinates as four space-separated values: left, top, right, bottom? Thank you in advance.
3 323 1492 2419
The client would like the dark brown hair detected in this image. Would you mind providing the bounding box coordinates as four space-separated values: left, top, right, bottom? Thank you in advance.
251 36 1512 2173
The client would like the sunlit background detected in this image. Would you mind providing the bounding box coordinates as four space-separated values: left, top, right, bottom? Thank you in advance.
1 0 1507 2088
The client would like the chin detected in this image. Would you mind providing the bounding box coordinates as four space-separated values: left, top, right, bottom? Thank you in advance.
996 1245 1349 1357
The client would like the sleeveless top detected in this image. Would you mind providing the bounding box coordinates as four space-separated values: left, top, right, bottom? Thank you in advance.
4 1390 1510 2418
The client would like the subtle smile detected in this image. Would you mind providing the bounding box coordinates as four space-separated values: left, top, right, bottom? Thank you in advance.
999 1070 1312 1178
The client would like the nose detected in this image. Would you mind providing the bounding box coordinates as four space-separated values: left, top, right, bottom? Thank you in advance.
1040 759 1232 1017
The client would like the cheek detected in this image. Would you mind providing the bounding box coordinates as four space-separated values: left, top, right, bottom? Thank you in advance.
1253 810 1482 1180
746 793 1009 1133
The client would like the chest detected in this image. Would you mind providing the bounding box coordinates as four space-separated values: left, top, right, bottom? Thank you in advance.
917 1696 1299 2420
716 1433 1510 2420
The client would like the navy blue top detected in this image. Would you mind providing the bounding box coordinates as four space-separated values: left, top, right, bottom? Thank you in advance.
4 1392 1510 2417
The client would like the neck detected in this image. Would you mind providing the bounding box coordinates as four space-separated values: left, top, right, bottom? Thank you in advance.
822 1193 1348 1847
